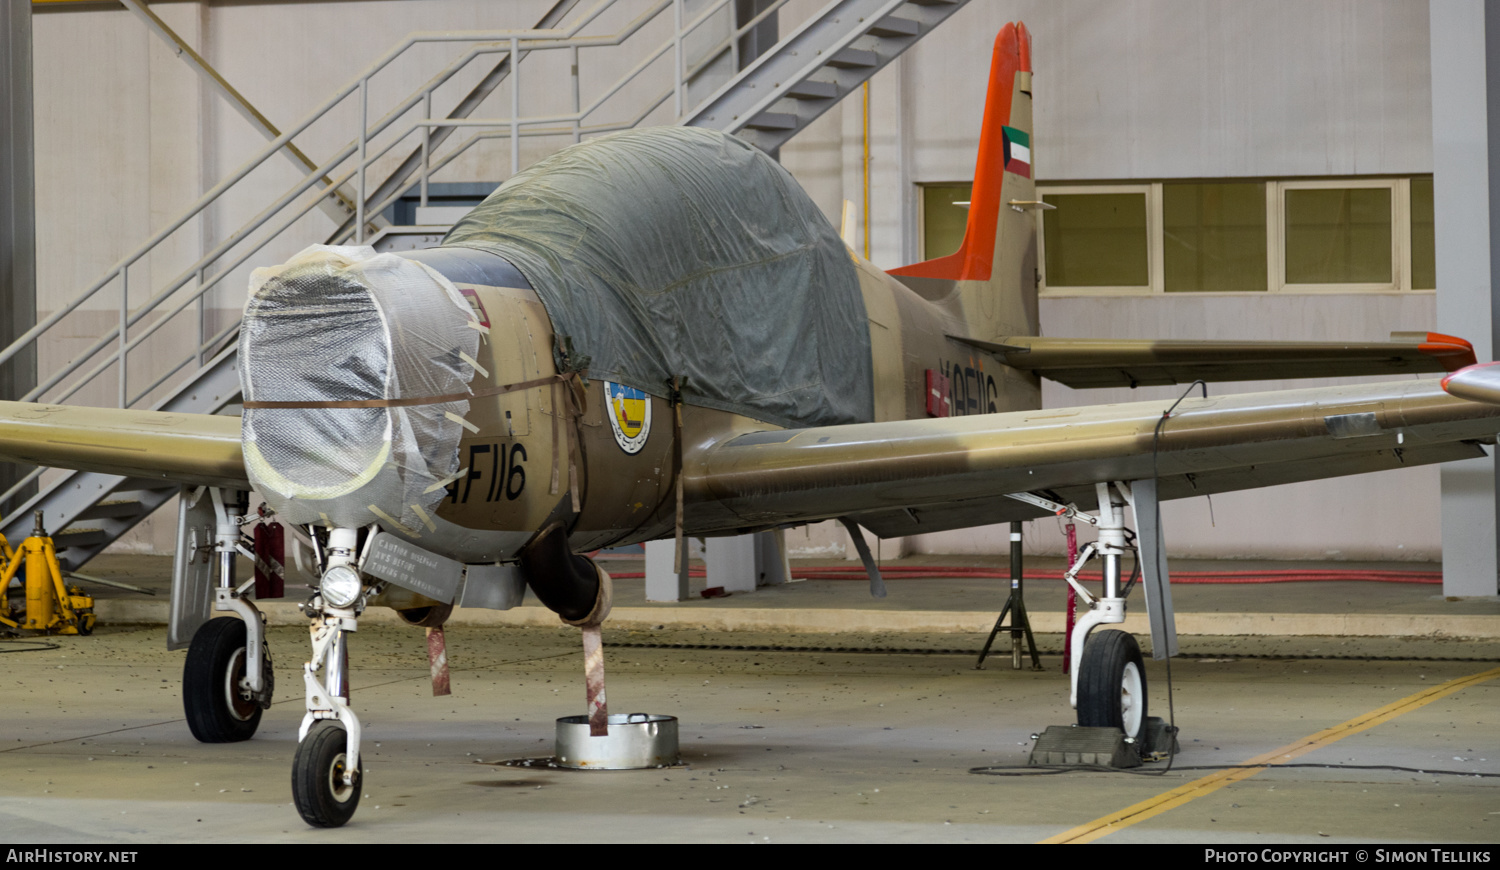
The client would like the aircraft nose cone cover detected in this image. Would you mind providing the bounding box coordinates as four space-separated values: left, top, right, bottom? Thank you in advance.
239 245 479 532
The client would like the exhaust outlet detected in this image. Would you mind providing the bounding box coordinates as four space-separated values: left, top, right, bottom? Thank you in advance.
519 523 611 626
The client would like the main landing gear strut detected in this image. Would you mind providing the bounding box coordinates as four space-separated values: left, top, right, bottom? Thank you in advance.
182 489 274 743
1064 482 1148 744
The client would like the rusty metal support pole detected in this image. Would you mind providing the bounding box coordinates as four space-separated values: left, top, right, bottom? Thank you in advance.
426 625 450 696
583 623 608 736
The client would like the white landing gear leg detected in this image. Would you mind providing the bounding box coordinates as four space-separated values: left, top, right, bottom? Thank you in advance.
1067 482 1148 744
183 489 273 742
292 527 365 828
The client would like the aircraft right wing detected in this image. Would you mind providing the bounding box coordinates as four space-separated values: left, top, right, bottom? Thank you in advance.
685 377 1500 537
953 333 1476 389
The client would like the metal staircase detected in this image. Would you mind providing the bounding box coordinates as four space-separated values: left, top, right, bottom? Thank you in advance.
682 0 966 152
1 0 969 567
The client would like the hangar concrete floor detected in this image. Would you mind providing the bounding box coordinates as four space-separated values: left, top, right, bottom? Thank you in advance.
2 555 1498 844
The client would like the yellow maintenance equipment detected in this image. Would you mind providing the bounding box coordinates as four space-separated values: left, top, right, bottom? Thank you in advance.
0 512 95 636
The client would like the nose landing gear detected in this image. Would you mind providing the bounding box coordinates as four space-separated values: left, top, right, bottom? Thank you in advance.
292 526 365 829
293 720 362 828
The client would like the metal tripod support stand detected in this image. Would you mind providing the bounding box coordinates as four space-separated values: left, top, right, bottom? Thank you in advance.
975 521 1042 670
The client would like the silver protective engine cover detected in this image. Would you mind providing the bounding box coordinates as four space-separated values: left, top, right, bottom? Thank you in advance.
239 245 480 533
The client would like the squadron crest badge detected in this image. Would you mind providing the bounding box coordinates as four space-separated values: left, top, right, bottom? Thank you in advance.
604 381 651 454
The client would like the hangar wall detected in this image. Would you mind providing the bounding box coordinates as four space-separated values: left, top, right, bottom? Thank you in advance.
780 0 1445 561
27 0 1448 561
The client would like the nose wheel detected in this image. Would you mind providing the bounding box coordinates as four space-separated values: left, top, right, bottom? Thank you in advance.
1077 629 1147 742
292 720 362 828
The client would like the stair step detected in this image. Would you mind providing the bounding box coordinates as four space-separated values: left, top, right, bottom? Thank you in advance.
745 112 798 131
827 47 879 69
786 79 838 100
907 0 959 6
868 16 919 38
52 528 108 550
75 499 147 521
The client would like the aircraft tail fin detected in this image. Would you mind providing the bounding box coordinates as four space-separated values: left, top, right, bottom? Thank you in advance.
888 22 1037 337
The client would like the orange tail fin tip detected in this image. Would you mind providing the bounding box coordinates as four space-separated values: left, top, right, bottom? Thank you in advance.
888 22 1031 282
1420 332 1478 373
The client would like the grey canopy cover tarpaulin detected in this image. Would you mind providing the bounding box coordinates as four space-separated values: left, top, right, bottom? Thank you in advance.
443 126 873 428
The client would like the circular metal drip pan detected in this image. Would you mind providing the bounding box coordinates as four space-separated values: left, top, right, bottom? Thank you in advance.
554 713 679 770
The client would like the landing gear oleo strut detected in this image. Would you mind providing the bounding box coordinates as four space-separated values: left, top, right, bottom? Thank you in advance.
293 526 366 828
182 489 273 743
1064 482 1147 744
1012 481 1165 751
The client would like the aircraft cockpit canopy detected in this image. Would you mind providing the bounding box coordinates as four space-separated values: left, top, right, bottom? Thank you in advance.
445 126 874 429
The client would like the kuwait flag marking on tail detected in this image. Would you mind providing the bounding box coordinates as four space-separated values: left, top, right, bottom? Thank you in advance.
1002 126 1030 178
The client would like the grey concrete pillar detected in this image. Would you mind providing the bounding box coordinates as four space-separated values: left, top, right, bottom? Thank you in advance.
706 535 757 594
1 0 38 514
644 538 689 602
705 530 788 595
1432 0 1500 596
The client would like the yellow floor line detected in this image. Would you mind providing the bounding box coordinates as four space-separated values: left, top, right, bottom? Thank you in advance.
1041 664 1500 844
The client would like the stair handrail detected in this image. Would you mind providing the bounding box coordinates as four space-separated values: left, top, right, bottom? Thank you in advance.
0 0 667 393
0 0 871 511
7 0 804 415
333 0 797 244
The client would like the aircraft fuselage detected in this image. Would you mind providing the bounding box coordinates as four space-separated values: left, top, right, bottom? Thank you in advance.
414 245 1041 563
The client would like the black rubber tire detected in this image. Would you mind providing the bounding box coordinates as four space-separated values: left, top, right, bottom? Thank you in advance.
292 721 363 828
1077 629 1148 741
182 617 261 743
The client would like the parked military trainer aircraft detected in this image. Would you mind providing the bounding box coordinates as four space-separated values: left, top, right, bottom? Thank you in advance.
3 22 1498 828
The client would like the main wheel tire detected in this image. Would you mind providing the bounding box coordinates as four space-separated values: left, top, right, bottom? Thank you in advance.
292 721 363 828
1077 629 1147 741
183 617 261 743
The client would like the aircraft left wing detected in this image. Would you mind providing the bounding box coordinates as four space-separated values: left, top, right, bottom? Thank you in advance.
957 332 1475 388
685 378 1500 538
0 402 246 488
